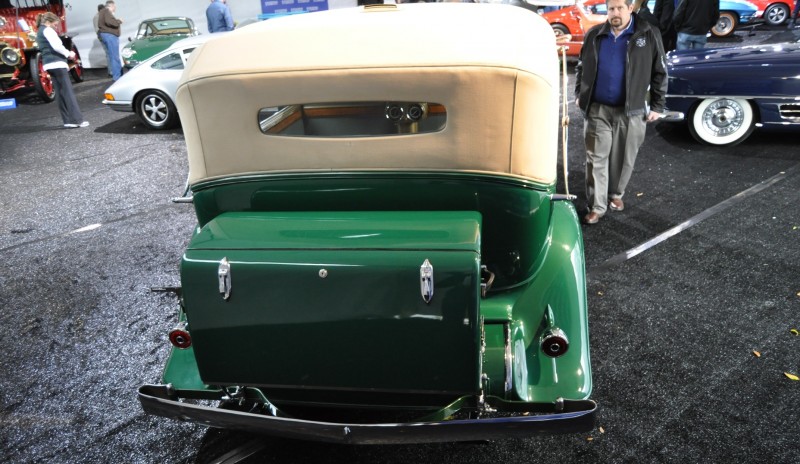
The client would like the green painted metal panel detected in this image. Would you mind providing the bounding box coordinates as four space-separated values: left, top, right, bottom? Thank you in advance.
482 323 508 397
162 345 206 391
189 211 481 252
181 212 482 396
506 201 592 403
170 172 592 407
190 172 552 291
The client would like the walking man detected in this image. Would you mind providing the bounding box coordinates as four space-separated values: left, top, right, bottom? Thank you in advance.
575 0 667 225
97 0 123 80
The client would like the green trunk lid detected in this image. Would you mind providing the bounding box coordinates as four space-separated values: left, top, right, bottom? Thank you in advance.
182 211 482 398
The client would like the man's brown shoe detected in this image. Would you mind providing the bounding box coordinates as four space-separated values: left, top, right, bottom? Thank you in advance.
583 212 602 224
609 198 624 212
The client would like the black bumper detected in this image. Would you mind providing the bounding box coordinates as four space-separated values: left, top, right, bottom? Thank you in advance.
138 384 597 444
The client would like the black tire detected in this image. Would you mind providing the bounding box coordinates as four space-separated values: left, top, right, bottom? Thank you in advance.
764 3 789 26
551 23 570 38
69 45 84 83
135 90 179 130
711 12 738 37
30 52 56 103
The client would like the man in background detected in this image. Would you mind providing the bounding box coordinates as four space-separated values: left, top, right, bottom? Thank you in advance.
92 4 110 77
652 0 676 51
673 0 719 50
207 0 234 33
575 0 667 225
97 0 123 80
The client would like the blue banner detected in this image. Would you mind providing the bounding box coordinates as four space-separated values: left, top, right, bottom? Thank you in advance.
261 0 329 16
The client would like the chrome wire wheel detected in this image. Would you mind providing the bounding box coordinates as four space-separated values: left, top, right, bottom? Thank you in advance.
689 97 755 146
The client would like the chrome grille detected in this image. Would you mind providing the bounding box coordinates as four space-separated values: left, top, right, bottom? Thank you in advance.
779 104 800 121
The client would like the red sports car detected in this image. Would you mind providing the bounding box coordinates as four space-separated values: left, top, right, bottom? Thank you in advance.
748 0 795 25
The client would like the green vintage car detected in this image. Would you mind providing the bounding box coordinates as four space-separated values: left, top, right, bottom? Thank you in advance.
121 16 198 69
139 3 595 444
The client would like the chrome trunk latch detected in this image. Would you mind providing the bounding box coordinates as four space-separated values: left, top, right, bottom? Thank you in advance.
218 257 232 301
420 259 434 304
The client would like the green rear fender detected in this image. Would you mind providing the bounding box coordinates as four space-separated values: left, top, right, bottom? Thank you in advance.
508 201 591 402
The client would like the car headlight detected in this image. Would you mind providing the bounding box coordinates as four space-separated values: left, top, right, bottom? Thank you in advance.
0 16 7 28
0 47 21 66
121 48 135 59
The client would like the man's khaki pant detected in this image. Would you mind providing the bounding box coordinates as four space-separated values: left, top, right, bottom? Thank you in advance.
583 103 647 215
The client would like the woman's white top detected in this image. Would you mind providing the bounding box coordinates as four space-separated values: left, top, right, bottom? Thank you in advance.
42 26 70 71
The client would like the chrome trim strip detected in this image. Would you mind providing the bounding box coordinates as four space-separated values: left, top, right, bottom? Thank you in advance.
660 110 685 122
503 323 512 392
102 100 134 113
667 94 800 101
761 120 800 126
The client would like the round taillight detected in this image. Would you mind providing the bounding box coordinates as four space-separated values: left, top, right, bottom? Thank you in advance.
540 328 569 358
169 328 192 349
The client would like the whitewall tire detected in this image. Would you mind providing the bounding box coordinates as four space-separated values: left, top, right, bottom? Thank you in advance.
689 98 755 146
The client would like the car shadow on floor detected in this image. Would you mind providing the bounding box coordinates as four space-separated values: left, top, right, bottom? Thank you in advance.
654 122 799 160
93 114 183 135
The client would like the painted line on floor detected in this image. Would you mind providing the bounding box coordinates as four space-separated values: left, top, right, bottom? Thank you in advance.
68 223 102 234
588 162 800 278
1 205 172 253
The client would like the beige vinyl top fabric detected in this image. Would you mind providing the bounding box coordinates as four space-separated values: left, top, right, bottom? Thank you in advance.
177 3 561 186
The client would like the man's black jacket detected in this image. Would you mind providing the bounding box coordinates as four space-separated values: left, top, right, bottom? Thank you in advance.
575 14 668 117
674 0 720 35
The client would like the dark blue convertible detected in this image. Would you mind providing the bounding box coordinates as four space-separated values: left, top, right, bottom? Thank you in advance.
664 36 800 146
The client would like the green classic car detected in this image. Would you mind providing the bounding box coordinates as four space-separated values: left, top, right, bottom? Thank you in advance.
139 3 595 444
121 16 198 69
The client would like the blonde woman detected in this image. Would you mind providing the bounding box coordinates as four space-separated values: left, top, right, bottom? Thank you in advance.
37 12 88 128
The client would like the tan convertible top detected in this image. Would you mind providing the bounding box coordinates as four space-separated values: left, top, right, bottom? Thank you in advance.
177 3 560 186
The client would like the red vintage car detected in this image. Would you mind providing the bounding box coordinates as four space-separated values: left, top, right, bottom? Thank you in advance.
0 0 83 102
541 0 606 57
